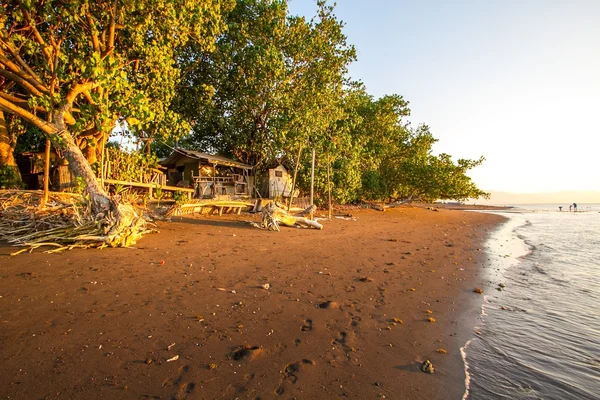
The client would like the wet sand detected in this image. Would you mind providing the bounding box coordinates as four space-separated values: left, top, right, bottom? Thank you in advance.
0 206 505 399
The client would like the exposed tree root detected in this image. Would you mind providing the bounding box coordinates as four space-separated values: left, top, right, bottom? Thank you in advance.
0 190 154 254
255 202 323 231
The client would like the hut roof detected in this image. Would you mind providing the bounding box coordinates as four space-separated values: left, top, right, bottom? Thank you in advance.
161 148 253 170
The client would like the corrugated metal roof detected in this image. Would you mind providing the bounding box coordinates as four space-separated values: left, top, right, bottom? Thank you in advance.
160 148 253 170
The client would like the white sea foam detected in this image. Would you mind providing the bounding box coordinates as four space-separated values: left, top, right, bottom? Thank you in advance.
461 338 475 400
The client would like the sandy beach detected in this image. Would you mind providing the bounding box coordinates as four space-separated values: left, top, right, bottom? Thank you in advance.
0 206 505 399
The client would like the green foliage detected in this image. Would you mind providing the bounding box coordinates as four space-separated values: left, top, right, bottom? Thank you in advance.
173 190 188 204
290 90 488 204
178 0 355 170
113 183 129 196
1 0 232 167
13 125 45 154
74 177 86 194
0 166 23 189
106 147 160 183
1 0 488 204
154 185 164 207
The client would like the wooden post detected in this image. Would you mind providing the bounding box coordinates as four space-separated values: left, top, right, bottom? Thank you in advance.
327 152 332 220
41 138 51 205
212 162 216 198
310 147 315 219
100 133 106 186
288 144 304 211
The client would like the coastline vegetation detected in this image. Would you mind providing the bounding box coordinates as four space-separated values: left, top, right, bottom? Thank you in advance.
0 0 488 246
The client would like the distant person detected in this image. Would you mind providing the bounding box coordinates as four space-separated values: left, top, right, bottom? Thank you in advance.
569 204 572 212
559 206 563 211
574 203 578 212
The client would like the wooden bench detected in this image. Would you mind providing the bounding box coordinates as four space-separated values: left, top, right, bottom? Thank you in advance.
102 179 195 199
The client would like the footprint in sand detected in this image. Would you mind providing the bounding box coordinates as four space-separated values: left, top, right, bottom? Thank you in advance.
332 331 357 355
162 365 197 399
177 382 195 399
301 319 313 331
163 365 196 399
274 359 315 396
317 300 339 310
349 315 362 328
162 365 190 387
231 345 263 361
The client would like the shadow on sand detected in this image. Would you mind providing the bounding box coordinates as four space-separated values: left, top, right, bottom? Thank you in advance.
170 216 259 230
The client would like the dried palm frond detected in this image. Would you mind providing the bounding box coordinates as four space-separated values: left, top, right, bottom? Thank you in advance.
0 190 154 255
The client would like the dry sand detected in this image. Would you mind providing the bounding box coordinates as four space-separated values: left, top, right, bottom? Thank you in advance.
0 206 505 399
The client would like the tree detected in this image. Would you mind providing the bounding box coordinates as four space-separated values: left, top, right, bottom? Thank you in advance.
379 125 489 202
0 0 230 237
178 0 355 170
0 111 26 187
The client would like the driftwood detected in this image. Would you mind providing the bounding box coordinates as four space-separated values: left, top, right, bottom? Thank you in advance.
369 196 413 211
258 202 323 231
294 204 316 217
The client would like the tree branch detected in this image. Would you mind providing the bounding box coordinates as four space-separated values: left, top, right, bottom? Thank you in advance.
0 41 48 92
65 82 100 107
105 3 117 58
79 126 100 137
86 13 103 52
0 91 76 126
21 9 54 69
0 96 55 135
0 68 45 97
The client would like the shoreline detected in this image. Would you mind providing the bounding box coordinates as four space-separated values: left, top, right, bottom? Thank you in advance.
0 206 506 399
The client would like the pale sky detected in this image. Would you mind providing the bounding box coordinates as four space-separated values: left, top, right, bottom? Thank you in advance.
288 0 600 194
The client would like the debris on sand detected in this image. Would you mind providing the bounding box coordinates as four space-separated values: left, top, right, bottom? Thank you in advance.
0 190 152 254
421 359 435 373
473 287 484 294
166 355 179 362
256 202 323 231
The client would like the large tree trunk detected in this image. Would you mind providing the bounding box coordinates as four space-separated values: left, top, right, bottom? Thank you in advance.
0 110 22 186
0 94 144 246
53 126 110 211
52 124 142 244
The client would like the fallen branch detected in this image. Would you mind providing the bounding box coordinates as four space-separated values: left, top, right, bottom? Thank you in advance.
257 202 323 231
368 196 413 211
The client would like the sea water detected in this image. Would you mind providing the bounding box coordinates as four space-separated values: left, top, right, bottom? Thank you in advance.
464 204 600 400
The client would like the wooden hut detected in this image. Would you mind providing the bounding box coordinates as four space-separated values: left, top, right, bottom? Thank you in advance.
260 164 294 199
160 149 253 198
17 150 74 191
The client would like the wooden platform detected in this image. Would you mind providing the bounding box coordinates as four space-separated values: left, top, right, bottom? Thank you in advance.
102 179 195 199
165 200 254 217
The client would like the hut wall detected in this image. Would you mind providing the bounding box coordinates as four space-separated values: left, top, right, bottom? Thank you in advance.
265 165 292 198
246 176 255 198
182 161 198 186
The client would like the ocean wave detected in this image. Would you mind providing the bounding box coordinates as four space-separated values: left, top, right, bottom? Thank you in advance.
467 211 600 400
